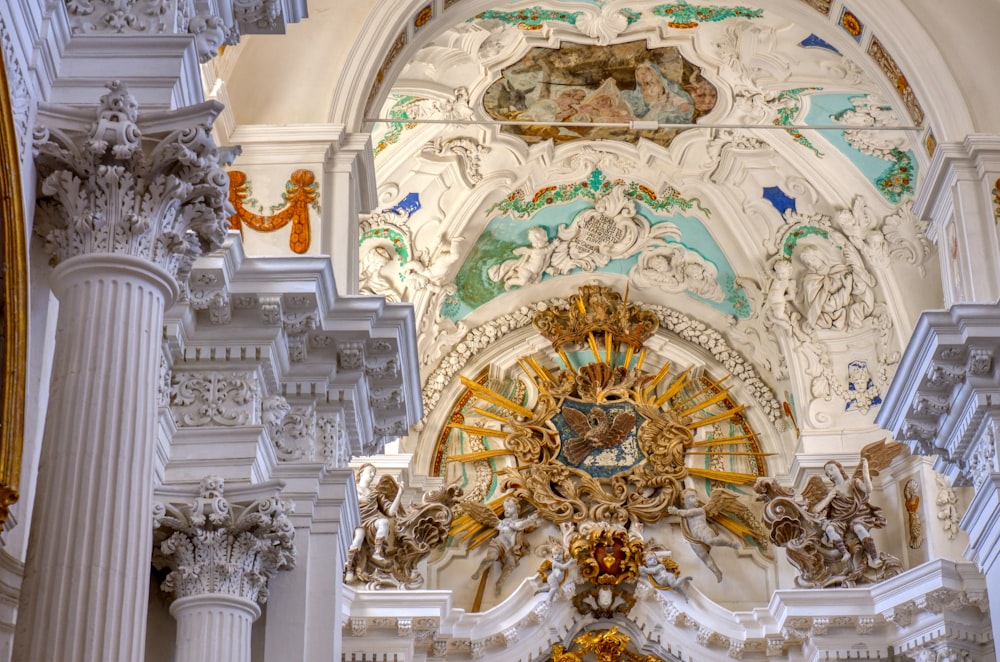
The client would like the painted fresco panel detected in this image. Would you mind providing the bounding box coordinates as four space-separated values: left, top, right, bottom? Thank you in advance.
483 41 717 146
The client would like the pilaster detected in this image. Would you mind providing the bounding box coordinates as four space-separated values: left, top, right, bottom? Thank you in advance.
324 133 376 295
914 136 1000 306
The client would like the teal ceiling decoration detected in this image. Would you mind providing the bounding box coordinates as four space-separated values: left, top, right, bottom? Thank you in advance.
488 169 706 218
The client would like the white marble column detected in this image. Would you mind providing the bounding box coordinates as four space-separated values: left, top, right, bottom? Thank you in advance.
171 594 261 662
153 476 296 662
13 82 234 662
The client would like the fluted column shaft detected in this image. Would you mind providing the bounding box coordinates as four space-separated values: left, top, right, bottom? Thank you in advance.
14 254 176 661
171 594 261 662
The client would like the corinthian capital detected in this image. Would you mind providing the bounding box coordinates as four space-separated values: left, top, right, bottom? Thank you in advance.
152 476 295 604
33 81 238 281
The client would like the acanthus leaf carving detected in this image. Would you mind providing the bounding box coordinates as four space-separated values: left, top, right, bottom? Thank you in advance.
262 394 317 462
170 371 260 427
34 81 237 280
152 476 295 604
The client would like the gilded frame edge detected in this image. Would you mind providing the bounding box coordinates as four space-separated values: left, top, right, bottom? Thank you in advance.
0 48 27 524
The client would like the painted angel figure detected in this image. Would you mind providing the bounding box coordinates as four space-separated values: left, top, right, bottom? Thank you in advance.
802 439 904 565
667 488 768 582
467 497 540 595
639 550 692 602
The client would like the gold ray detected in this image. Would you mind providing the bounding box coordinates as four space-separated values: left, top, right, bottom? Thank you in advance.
576 296 587 314
677 389 732 418
587 332 603 364
635 348 647 371
686 466 758 485
557 347 577 374
446 423 509 438
460 376 535 418
518 359 551 396
686 405 745 428
689 434 756 448
715 517 758 539
673 374 731 408
604 331 613 364
473 407 510 424
623 345 635 369
644 361 674 396
527 356 555 383
654 367 692 406
447 449 517 463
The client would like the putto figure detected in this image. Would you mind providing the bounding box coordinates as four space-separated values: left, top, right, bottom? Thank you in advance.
464 497 540 595
668 488 769 582
755 439 904 588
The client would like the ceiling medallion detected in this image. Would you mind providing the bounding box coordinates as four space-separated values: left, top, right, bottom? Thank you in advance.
450 285 765 528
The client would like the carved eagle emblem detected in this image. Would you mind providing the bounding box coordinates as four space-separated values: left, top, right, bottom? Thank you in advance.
561 406 636 465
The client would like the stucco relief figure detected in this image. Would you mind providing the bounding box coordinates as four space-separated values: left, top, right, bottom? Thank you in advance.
756 439 904 587
465 497 540 595
667 488 759 583
344 464 461 588
345 464 403 582
798 243 875 331
807 459 884 563
639 550 692 602
488 226 553 290
765 259 797 331
537 544 575 602
359 245 404 302
402 234 464 294
630 245 725 302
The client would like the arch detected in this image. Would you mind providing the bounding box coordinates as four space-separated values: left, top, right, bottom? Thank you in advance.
328 0 975 149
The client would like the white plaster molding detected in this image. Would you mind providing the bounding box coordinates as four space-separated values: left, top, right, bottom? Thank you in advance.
342 560 990 662
163 233 423 459
878 300 1000 485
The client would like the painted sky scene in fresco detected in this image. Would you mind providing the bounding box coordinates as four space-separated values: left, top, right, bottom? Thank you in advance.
483 41 717 146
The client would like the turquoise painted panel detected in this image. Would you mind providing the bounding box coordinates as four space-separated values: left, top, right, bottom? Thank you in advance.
443 201 749 322
805 93 917 202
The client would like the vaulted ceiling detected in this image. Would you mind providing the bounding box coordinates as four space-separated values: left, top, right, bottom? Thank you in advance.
340 0 944 611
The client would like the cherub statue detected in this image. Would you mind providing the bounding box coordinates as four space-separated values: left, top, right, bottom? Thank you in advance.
465 497 540 595
638 550 692 602
344 464 462 588
537 544 575 602
667 488 768 582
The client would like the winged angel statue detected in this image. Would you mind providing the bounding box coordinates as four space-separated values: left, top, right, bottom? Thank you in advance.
755 439 904 587
343 464 462 589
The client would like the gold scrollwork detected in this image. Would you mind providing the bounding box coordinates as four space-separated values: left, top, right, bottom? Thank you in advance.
448 286 762 534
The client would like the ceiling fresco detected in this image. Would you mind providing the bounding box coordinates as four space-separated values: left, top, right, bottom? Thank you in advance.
351 0 944 642
482 41 718 146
